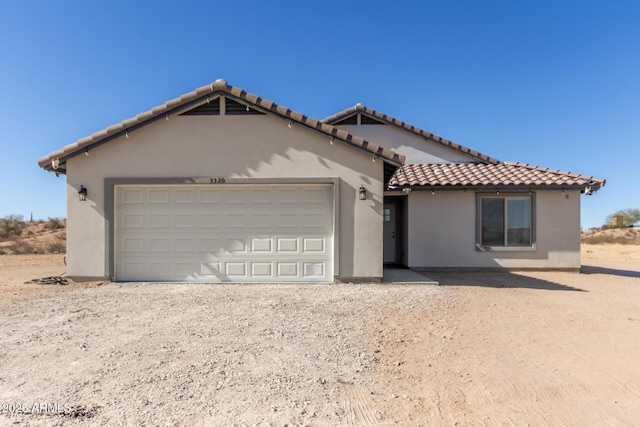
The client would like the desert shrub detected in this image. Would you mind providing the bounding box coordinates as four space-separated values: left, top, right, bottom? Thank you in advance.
0 215 25 238
11 240 35 254
46 241 66 254
45 217 65 229
581 234 638 245
31 245 46 255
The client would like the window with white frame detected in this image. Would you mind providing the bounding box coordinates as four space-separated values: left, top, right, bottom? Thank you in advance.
478 194 534 248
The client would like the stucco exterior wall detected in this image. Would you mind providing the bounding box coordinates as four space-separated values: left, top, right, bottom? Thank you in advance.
335 123 478 164
65 112 384 280
406 189 581 269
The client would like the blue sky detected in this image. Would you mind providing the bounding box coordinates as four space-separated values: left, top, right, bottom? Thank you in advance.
1 0 638 228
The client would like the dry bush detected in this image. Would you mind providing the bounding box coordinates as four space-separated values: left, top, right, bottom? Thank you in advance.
0 215 24 238
582 235 618 244
46 241 66 254
45 217 65 229
581 230 640 245
0 216 67 254
11 240 36 254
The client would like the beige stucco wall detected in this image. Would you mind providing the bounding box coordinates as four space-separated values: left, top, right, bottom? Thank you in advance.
406 189 581 269
335 123 478 164
65 111 384 280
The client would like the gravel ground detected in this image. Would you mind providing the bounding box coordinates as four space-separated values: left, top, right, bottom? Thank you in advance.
0 282 449 426
4 246 639 426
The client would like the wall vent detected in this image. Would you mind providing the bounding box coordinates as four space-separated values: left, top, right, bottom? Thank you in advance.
333 114 358 125
180 97 220 115
225 98 265 115
360 114 386 125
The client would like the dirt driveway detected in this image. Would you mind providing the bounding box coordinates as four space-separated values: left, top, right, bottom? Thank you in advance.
1 245 639 426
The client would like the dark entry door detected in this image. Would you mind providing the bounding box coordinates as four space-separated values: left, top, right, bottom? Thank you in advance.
383 203 397 263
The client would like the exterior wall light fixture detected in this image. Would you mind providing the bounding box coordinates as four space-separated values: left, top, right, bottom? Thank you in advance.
359 185 367 200
78 185 88 201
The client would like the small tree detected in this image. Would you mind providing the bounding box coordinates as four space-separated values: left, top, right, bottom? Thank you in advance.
0 215 25 237
604 208 640 228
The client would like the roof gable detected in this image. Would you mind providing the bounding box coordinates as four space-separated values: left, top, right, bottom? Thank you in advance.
323 104 499 165
38 80 405 173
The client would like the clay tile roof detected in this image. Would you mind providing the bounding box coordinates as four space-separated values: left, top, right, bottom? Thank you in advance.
389 162 606 194
322 104 500 165
38 80 405 172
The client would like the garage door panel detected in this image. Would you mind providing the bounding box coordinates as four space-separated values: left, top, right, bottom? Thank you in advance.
249 213 272 228
149 214 170 228
122 261 145 278
303 238 325 253
175 214 195 228
149 262 170 277
200 214 220 228
225 189 246 203
303 262 325 278
148 189 169 203
115 184 333 282
200 189 220 203
277 262 298 277
226 262 247 277
123 214 144 228
251 262 272 277
301 188 329 204
200 238 220 252
176 238 195 252
174 189 195 204
277 238 298 253
276 189 298 203
200 262 221 276
148 238 170 252
250 189 272 203
176 262 197 277
123 237 144 253
226 215 246 228
301 212 329 229
122 189 144 204
251 238 273 253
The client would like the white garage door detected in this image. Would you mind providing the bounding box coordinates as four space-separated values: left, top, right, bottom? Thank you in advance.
114 184 334 282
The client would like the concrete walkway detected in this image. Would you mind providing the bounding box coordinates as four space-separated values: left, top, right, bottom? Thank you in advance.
382 267 439 285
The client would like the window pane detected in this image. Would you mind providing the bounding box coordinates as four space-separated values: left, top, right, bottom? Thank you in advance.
507 198 531 246
481 198 504 246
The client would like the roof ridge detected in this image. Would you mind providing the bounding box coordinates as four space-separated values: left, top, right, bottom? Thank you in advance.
322 104 500 165
39 81 405 171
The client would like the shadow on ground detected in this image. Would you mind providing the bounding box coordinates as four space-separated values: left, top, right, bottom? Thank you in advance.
424 271 587 292
581 265 640 278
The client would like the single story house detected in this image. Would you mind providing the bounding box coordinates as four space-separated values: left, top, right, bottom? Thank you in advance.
38 79 605 282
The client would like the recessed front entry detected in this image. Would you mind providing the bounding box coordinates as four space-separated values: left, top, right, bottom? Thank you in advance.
114 183 334 282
